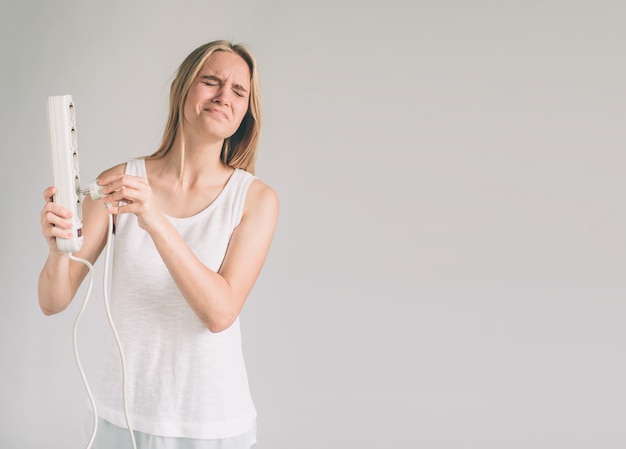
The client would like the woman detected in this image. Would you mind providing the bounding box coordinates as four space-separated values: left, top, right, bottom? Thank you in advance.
38 40 279 449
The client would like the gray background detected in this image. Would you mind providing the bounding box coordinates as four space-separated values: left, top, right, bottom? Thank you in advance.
1 0 625 448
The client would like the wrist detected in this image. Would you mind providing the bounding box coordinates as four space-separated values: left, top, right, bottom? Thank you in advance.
144 210 171 238
48 244 69 259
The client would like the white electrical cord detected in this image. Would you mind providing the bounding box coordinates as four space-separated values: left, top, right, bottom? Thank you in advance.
67 207 137 449
101 213 138 449
67 253 98 449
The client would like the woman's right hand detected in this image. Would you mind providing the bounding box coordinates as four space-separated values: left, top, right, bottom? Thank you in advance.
40 186 74 253
39 176 113 315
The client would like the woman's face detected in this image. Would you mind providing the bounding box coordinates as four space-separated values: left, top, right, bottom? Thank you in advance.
183 51 251 141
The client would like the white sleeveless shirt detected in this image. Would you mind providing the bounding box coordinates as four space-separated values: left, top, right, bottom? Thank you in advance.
96 158 257 440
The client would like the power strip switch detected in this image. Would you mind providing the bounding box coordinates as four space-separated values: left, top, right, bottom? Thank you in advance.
47 95 84 254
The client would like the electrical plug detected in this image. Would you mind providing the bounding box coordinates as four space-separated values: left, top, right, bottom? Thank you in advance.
81 180 106 201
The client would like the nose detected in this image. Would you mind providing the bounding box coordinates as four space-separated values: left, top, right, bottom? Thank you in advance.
212 87 230 106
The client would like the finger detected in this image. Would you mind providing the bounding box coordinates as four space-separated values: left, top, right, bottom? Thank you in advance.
100 175 146 194
105 203 133 216
42 210 73 229
43 186 57 202
102 188 123 205
42 201 73 219
106 201 143 215
97 173 124 186
105 205 119 215
41 212 73 241
103 189 142 205
47 223 74 240
41 201 74 234
98 174 132 192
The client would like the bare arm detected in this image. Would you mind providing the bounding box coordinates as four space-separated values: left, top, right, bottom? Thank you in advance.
38 164 125 315
100 173 279 332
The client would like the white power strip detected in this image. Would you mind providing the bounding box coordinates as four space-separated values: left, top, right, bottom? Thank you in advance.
47 94 84 253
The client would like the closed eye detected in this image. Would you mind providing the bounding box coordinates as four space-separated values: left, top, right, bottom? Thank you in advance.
200 75 220 87
199 75 248 98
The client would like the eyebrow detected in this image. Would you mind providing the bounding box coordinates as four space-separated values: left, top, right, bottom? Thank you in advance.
199 75 249 94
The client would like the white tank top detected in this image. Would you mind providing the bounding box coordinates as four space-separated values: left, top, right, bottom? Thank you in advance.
96 158 257 439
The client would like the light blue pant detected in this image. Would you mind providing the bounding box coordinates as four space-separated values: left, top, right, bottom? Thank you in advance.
85 417 256 449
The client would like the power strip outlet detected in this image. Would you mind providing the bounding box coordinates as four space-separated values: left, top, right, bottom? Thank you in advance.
48 95 84 253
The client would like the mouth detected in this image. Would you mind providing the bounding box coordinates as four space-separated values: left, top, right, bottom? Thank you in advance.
204 107 228 120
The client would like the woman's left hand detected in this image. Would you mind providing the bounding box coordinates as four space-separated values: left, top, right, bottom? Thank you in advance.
99 174 165 232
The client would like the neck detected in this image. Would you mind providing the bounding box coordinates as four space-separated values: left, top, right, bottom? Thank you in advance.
160 130 231 188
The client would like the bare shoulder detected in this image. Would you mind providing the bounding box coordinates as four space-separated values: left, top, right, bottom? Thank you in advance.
232 176 278 255
246 177 279 216
241 177 279 230
98 162 127 178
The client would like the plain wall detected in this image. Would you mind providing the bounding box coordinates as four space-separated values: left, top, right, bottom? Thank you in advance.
1 0 625 448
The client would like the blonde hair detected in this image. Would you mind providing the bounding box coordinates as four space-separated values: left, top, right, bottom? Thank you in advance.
148 40 261 174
